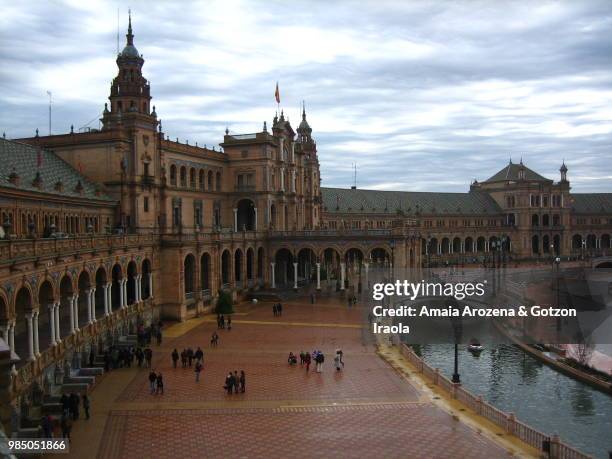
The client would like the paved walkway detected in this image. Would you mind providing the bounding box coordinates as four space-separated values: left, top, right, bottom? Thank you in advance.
56 296 534 458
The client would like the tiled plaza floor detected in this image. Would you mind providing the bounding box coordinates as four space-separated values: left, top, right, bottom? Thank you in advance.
59 296 519 458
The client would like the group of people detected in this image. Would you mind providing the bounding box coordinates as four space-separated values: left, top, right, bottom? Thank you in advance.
148 370 164 394
216 314 232 330
171 347 206 381
102 346 154 371
137 320 164 347
223 370 246 394
289 350 344 373
272 303 283 316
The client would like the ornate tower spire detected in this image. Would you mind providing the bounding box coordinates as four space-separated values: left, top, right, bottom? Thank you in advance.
126 10 134 46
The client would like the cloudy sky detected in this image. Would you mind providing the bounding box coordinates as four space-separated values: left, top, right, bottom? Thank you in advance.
1 0 611 191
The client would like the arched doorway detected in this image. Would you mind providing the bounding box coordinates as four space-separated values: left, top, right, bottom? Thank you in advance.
586 234 597 251
441 238 450 254
234 249 243 286
257 247 264 282
184 254 196 298
95 267 107 318
77 271 91 327
236 199 256 231
476 237 485 252
246 248 254 283
38 280 54 350
543 235 550 254
275 248 294 287
452 237 461 254
532 235 539 255
297 248 317 286
200 253 211 293
602 234 611 250
59 275 74 339
323 248 341 287
14 286 33 362
465 237 473 253
111 264 122 311
345 248 364 290
221 250 231 287
270 204 277 229
127 261 137 305
553 235 561 256
572 234 582 251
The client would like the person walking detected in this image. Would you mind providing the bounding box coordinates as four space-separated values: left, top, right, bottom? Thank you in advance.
210 331 219 347
227 316 232 331
195 347 204 363
82 394 91 420
148 370 157 394
233 370 240 394
277 303 283 316
315 351 324 373
156 328 163 346
336 349 344 368
187 347 194 367
334 353 342 371
156 372 164 395
272 304 277 316
239 370 246 393
41 414 53 438
60 413 72 439
220 315 225 329
304 351 311 372
225 372 233 395
172 349 179 368
181 349 187 368
136 348 144 367
195 360 202 382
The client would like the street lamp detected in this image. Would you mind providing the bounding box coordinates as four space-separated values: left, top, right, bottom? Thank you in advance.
451 310 462 384
390 239 396 279
554 256 561 334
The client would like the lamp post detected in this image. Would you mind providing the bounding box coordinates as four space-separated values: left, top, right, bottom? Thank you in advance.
554 256 561 334
390 239 395 279
451 307 462 384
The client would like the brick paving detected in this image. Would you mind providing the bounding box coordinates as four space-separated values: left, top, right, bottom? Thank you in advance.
70 297 515 458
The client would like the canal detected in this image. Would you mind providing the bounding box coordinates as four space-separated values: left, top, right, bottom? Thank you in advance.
419 343 612 459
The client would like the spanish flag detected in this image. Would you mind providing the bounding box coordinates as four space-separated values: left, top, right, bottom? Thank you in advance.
275 82 280 104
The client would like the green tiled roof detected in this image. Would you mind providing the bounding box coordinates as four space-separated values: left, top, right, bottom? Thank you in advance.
0 138 114 202
571 194 612 214
321 187 502 215
483 161 551 183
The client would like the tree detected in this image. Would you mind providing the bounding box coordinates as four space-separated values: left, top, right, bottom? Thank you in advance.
215 291 234 314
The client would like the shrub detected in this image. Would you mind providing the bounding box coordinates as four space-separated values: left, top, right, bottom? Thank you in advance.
215 291 234 314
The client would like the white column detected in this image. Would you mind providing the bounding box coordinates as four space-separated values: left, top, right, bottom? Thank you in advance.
340 262 346 290
148 272 153 298
364 262 369 290
103 283 110 315
119 279 125 308
48 303 56 346
254 207 258 231
233 208 238 232
316 262 321 290
72 294 79 332
90 288 96 322
293 262 298 290
26 312 34 361
33 311 40 357
54 303 60 343
86 289 92 324
8 322 16 358
271 262 276 289
69 296 76 333
280 168 285 191
137 275 142 302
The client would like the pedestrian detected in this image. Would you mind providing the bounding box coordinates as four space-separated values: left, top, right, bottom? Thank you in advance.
211 331 219 347
273 304 277 316
316 351 324 373
82 394 91 420
172 348 179 368
299 351 305 365
336 349 344 367
156 328 163 346
277 303 283 316
60 393 70 416
136 348 144 367
41 414 53 438
225 372 233 395
334 353 342 371
227 316 232 331
148 370 157 394
195 347 204 363
239 370 246 393
195 360 202 382
181 349 187 368
156 372 164 395
304 351 311 372
187 347 194 367
233 370 239 394
220 315 225 329
60 413 71 439
69 392 80 420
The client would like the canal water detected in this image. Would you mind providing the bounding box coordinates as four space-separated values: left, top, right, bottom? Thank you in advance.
419 343 612 459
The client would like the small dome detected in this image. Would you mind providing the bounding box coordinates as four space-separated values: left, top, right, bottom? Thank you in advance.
120 44 140 58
